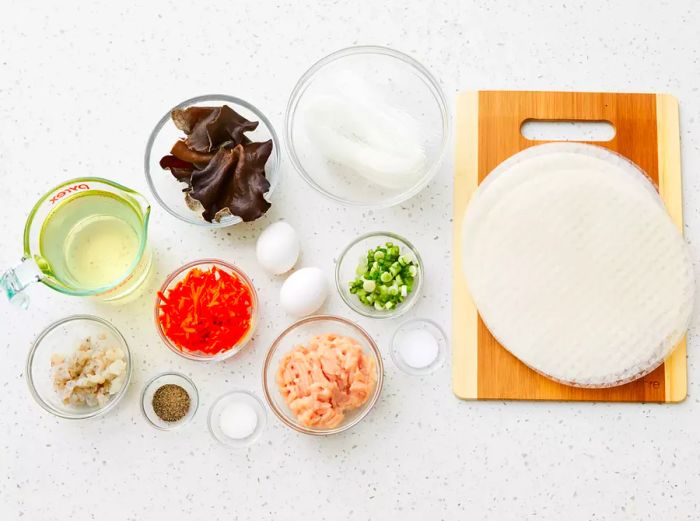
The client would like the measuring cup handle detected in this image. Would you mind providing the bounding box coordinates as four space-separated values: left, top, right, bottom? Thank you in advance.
1 258 42 309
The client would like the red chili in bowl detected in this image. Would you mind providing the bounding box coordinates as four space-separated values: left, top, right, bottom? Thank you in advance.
157 266 253 355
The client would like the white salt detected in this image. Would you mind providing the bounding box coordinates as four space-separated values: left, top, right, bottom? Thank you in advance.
397 328 439 369
219 401 258 440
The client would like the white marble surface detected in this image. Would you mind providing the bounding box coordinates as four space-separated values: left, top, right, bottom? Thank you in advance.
1 1 699 519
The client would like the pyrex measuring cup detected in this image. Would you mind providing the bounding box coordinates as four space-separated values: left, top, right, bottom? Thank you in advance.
1 178 152 308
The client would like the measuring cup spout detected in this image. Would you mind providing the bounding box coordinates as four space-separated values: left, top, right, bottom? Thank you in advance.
131 192 151 230
132 192 150 213
1 258 42 309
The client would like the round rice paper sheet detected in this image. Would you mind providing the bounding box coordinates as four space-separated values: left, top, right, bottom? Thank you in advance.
461 142 695 388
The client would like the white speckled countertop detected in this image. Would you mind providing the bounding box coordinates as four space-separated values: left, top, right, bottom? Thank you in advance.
1 1 700 520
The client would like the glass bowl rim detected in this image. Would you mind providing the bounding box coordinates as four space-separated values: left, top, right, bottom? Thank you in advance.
335 231 424 319
154 258 259 362
262 314 384 436
284 44 451 208
206 388 268 447
26 314 133 420
140 371 200 431
144 93 282 228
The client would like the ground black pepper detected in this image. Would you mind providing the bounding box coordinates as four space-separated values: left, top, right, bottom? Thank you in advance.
152 384 191 422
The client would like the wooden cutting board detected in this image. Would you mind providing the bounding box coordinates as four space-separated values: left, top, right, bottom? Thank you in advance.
452 90 687 402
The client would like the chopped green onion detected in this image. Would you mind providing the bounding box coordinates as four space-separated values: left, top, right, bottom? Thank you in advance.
347 240 419 312
362 279 376 292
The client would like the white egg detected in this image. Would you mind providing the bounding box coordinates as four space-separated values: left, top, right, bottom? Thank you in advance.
280 267 328 317
256 221 300 275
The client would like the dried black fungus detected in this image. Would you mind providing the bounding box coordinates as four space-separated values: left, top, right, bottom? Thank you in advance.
171 105 257 152
160 104 273 223
159 155 194 181
190 141 272 223
170 140 214 168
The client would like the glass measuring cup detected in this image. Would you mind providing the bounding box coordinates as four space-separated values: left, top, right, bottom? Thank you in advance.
1 178 152 308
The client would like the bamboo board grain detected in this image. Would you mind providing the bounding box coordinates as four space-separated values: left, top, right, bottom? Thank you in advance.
452 90 686 402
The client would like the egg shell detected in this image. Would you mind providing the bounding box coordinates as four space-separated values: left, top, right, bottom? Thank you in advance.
280 267 328 317
256 221 300 275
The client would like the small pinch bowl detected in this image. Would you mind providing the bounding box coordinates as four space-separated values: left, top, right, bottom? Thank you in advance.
336 231 423 319
154 259 258 362
26 315 132 419
262 315 384 436
141 372 199 431
207 389 267 448
144 93 281 228
390 318 447 376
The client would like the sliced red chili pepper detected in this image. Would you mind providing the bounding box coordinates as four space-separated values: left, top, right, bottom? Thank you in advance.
157 266 253 355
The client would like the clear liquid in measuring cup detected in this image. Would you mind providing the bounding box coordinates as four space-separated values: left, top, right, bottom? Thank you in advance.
39 192 142 291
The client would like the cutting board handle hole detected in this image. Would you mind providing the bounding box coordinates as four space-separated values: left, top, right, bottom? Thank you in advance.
521 119 616 142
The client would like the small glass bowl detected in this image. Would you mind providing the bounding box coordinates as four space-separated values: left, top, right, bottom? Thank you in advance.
207 390 267 448
26 315 132 420
263 315 384 436
141 372 199 430
285 45 450 208
336 231 423 319
154 259 258 362
144 94 281 227
391 318 447 376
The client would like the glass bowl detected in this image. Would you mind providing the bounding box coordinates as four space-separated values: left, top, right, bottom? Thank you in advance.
336 231 423 319
141 372 199 430
390 318 446 376
262 315 384 435
26 315 132 419
154 259 258 362
144 94 281 227
207 390 267 448
285 45 449 208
